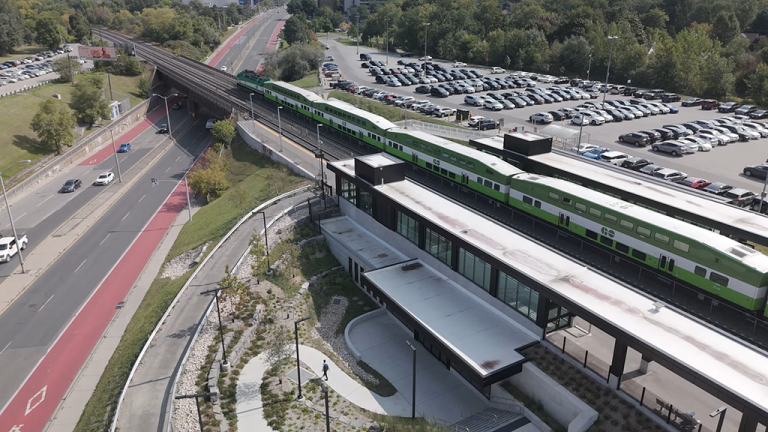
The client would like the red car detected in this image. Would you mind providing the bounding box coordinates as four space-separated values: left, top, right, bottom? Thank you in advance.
681 177 711 189
701 99 720 110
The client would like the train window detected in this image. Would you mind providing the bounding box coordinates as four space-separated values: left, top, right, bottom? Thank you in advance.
654 233 670 244
468 162 475 168
484 179 492 188
428 146 434 153
561 197 572 206
459 158 466 165
548 192 559 201
477 176 483 184
599 236 613 247
631 249 647 261
637 226 651 238
419 143 426 150
673 240 690 253
486 168 494 175
586 230 598 240
589 208 601 218
709 272 729 287
620 219 634 230
441 168 448 175
442 152 450 158
534 200 541 208
406 138 411 144
449 172 456 179
694 266 707 277
575 203 587 213
604 214 617 224
493 183 500 191
615 242 629 254
426 163 433 170
523 196 533 205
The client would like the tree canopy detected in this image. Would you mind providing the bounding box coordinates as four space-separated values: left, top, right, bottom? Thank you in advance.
30 99 76 155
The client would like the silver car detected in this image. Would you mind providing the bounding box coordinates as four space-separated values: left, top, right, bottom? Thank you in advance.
695 131 727 146
710 126 739 142
742 122 768 137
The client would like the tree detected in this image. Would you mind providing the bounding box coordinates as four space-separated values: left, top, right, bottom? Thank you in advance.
30 99 76 155
138 76 151 98
283 14 312 45
68 13 92 42
746 63 768 106
52 56 82 83
212 120 236 147
228 185 252 214
70 74 110 124
282 243 299 278
219 264 249 309
702 55 735 99
250 233 269 284
752 9 768 34
0 6 25 56
641 8 669 30
264 326 293 368
187 149 230 201
558 36 592 77
712 11 741 45
36 15 66 50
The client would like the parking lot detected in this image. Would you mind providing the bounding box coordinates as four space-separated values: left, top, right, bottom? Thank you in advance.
0 45 93 95
324 39 768 194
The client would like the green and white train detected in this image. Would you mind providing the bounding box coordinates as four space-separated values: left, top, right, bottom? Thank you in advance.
237 71 768 317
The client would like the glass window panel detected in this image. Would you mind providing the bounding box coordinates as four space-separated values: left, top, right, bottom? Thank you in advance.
517 284 531 316
620 219 634 230
673 240 690 253
637 226 651 238
604 214 617 224
529 290 539 320
654 232 669 244
575 203 587 213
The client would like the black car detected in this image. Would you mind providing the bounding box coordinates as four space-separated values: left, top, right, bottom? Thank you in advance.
400 52 413 57
624 86 638 96
638 130 662 143
744 164 768 179
362 88 378 97
661 92 680 103
330 80 352 89
681 97 703 107
618 132 651 146
172 102 183 110
621 157 653 171
415 85 431 94
157 123 169 134
375 75 387 84
548 110 567 121
749 110 768 119
61 178 82 193
605 109 626 121
476 118 498 130
430 87 449 97
718 102 740 113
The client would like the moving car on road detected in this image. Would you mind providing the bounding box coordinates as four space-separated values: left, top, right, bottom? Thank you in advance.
60 179 82 193
0 235 27 263
118 143 131 153
744 164 768 179
95 172 115 186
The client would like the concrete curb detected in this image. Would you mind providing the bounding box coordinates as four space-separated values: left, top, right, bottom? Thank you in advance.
344 309 387 361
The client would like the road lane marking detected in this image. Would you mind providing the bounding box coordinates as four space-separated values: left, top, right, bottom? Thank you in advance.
35 196 53 207
15 212 27 221
25 385 46 415
165 166 171 173
175 156 181 162
122 212 130 221
0 341 11 356
99 233 111 245
74 260 87 273
138 194 146 203
38 295 54 312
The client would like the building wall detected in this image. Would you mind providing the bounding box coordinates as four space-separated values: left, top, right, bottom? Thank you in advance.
340 198 544 338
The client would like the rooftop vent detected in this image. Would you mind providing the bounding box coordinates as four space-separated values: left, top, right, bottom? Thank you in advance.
377 253 389 258
401 262 423 272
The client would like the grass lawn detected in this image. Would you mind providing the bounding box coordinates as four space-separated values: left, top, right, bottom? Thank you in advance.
0 45 47 63
329 90 463 129
0 69 148 181
289 73 319 88
167 136 309 259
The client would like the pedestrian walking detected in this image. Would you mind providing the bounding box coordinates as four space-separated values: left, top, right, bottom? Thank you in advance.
322 359 330 380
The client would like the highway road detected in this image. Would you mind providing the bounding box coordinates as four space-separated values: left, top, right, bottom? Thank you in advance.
0 103 191 283
0 111 211 430
211 9 288 74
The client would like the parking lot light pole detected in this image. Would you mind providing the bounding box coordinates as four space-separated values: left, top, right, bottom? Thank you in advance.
385 19 390 65
277 106 283 150
294 316 310 399
587 53 592 81
249 92 255 120
200 285 232 371
317 380 331 432
356 13 360 55
316 124 325 197
602 36 618 105
255 211 270 267
151 93 178 139
423 22 431 73
0 159 31 273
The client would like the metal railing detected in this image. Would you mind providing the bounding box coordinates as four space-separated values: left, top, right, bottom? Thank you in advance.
546 333 610 380
395 120 499 140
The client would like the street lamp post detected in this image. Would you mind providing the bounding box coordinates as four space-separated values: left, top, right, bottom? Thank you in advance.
586 53 592 81
423 22 431 74
175 393 213 431
602 36 618 105
249 92 255 120
277 106 283 150
316 124 325 198
200 285 232 371
150 93 179 140
254 211 270 267
356 13 360 55
385 19 390 65
317 380 331 432
294 316 310 399
94 124 125 184
0 160 31 273
406 341 416 419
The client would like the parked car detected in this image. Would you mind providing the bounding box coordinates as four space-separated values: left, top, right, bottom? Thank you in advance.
736 105 759 116
571 143 600 154
530 112 553 124
749 110 768 119
680 137 712 152
744 164 768 179
452 61 467 67
662 124 692 137
681 97 703 107
490 67 506 74
718 102 740 113
360 53 372 61
476 118 498 131
704 182 733 195
571 112 604 126
620 157 653 171
653 168 688 183
582 147 611 160
651 140 693 156
468 116 487 127
640 164 664 176
60 179 82 193
118 142 131 152
652 128 676 140
660 93 680 103
637 130 662 143
680 178 711 189
599 151 630 165
95 172 115 185
724 188 756 207
618 132 651 147
701 99 720 110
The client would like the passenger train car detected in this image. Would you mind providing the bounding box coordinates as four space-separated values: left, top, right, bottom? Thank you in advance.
237 72 768 316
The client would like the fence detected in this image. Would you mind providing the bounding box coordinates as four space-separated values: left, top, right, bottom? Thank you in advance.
545 333 714 432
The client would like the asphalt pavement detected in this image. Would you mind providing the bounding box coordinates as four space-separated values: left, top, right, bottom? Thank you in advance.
213 10 289 74
325 39 768 193
0 46 94 95
0 107 193 284
0 113 210 415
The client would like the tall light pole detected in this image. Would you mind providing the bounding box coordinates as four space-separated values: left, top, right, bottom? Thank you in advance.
151 93 179 139
316 124 325 201
255 211 270 267
423 22 431 74
294 316 310 399
317 380 331 432
602 36 618 105
200 285 232 371
277 106 283 150
406 341 416 419
94 123 125 183
586 53 592 81
385 19 390 65
175 393 213 432
0 160 31 273
249 93 255 120
356 13 360 55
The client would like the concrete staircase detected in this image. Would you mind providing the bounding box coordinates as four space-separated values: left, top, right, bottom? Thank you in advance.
451 407 529 432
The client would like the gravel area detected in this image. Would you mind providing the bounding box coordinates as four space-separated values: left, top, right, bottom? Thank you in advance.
314 297 379 385
161 242 209 280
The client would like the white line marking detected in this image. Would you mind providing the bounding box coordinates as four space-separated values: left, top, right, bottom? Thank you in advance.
175 156 180 162
36 196 54 207
25 385 46 415
38 295 54 312
0 341 11 357
15 212 27 221
74 259 87 273
100 233 111 245
165 166 171 173
138 194 146 203
122 212 130 221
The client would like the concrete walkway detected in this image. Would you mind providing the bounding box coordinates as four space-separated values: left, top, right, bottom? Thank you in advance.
117 191 314 432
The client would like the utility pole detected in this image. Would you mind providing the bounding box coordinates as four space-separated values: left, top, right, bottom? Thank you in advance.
356 12 360 55
602 36 618 105
385 19 390 65
586 53 592 81
423 22 430 74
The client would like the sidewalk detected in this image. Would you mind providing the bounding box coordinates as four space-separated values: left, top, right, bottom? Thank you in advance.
116 191 315 432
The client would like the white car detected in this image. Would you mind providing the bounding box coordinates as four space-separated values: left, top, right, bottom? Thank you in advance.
743 122 768 137
0 235 27 263
95 172 115 186
418 56 432 62
711 126 740 142
206 119 215 130
571 143 600 154
453 61 467 67
467 116 487 127
490 67 506 74
592 110 614 122
530 112 553 124
694 132 726 146
220 66 227 72
572 112 604 126
394 96 415 107
387 79 401 87
681 137 712 151
485 100 503 111
599 151 630 165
